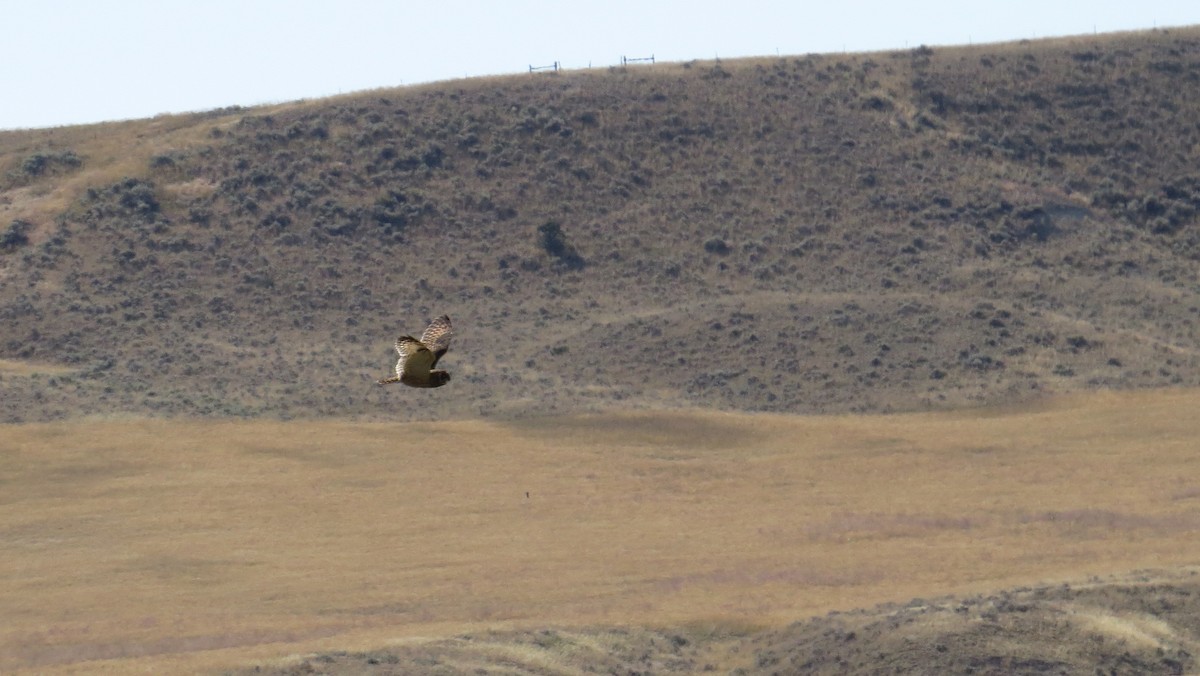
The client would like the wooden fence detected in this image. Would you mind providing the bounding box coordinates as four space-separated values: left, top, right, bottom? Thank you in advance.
621 54 655 66
529 54 656 75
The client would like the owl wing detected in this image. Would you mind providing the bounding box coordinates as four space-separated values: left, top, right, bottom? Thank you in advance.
419 315 454 368
394 336 434 378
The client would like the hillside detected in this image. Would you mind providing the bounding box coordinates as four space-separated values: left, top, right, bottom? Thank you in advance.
3 28 1200 421
242 569 1200 675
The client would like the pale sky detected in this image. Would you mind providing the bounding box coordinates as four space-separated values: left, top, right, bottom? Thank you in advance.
3 1 1197 130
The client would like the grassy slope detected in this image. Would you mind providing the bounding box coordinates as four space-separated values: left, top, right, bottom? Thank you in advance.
1 28 1199 421
3 389 1200 672
241 568 1200 675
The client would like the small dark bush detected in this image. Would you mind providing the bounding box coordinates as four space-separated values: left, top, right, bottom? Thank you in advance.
1066 336 1095 351
1 220 33 252
538 221 585 270
422 144 445 168
20 150 81 177
862 95 895 112
704 238 731 255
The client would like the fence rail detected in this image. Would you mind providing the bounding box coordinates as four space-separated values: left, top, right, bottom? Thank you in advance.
528 54 657 76
621 54 655 66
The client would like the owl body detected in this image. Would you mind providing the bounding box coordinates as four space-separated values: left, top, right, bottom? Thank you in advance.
378 315 454 388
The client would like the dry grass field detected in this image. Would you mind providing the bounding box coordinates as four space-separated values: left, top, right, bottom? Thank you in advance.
4 388 1200 673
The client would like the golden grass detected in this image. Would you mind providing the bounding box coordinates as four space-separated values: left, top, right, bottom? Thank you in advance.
0 111 241 234
0 359 75 377
1071 609 1180 650
3 388 1200 673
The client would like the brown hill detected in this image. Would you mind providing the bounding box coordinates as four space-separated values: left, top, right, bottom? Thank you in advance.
241 569 1200 675
2 28 1200 422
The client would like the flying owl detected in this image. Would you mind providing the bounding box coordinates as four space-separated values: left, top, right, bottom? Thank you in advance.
377 315 454 388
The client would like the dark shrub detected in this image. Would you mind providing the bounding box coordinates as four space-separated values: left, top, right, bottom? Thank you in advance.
20 150 81 176
538 221 585 270
704 238 731 255
1 220 33 252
